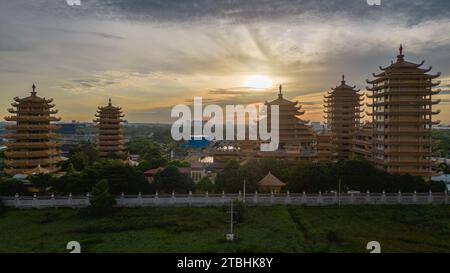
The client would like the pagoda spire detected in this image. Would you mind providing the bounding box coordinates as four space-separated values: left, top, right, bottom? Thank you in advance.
108 98 112 106
278 84 283 99
397 44 404 62
31 83 37 96
341 74 346 84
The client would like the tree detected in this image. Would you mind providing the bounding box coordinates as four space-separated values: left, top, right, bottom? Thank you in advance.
69 151 89 171
89 179 116 216
30 174 57 192
195 177 216 193
154 166 194 193
53 172 93 195
215 160 244 193
168 160 191 168
0 178 27 196
82 160 152 194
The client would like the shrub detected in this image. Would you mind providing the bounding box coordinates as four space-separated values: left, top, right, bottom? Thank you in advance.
0 198 5 215
89 179 116 216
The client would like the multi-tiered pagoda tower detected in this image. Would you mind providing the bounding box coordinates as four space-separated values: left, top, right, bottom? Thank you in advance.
324 75 364 160
264 85 316 160
366 45 441 179
3 84 63 175
94 99 125 158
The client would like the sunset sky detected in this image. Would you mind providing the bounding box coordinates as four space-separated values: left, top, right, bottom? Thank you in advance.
1 0 450 123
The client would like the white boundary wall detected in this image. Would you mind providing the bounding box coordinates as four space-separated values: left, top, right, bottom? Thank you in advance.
0 191 448 209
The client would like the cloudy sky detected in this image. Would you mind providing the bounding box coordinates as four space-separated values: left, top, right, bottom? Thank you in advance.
1 0 450 123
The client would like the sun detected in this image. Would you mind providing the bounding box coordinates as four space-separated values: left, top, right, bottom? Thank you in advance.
244 75 273 89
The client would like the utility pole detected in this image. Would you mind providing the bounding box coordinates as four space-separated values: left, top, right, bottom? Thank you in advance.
243 179 246 204
226 200 235 241
338 178 341 208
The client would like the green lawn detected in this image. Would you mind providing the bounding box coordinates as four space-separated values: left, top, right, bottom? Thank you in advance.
0 205 449 253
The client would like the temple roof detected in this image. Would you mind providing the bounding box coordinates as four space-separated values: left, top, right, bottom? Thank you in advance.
98 98 123 111
257 171 286 187
368 45 441 81
330 75 360 92
14 84 54 104
266 85 299 106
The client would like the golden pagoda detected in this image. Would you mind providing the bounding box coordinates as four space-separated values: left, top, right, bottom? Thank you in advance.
263 85 316 160
351 122 373 161
3 84 63 175
324 75 364 160
316 126 337 162
366 45 441 179
94 98 126 158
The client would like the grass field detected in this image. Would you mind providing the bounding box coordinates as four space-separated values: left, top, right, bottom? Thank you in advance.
0 205 449 253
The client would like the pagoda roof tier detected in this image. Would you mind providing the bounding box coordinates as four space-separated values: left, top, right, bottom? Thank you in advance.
5 142 63 148
378 119 440 125
97 140 125 145
97 106 123 112
367 109 440 116
97 130 123 135
7 108 58 114
97 145 125 151
5 157 64 167
93 117 125 124
95 124 122 129
374 139 431 145
13 96 54 104
367 90 441 98
4 124 59 130
368 71 441 81
95 112 125 119
366 82 440 91
324 97 364 103
4 166 61 176
367 99 440 107
385 150 431 155
5 150 61 158
96 135 123 140
324 109 364 114
4 116 61 122
373 129 430 135
384 160 431 166
2 133 60 139
11 102 55 108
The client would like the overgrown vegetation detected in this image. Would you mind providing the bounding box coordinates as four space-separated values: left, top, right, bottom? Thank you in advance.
215 158 446 194
0 206 449 253
89 179 117 216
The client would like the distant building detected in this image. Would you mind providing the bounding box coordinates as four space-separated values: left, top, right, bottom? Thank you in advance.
316 128 337 162
94 99 126 158
257 172 286 193
324 75 364 160
2 84 63 175
351 123 373 161
366 45 441 180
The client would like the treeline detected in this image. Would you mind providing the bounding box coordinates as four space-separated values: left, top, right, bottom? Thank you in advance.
215 158 446 194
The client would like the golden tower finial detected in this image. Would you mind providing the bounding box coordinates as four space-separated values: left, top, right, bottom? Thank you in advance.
31 83 36 96
397 44 405 61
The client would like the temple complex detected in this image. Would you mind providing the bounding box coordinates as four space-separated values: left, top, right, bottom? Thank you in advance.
324 75 364 159
94 99 126 158
261 85 317 160
3 84 63 175
316 127 337 162
366 45 441 179
351 123 373 161
211 86 318 165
